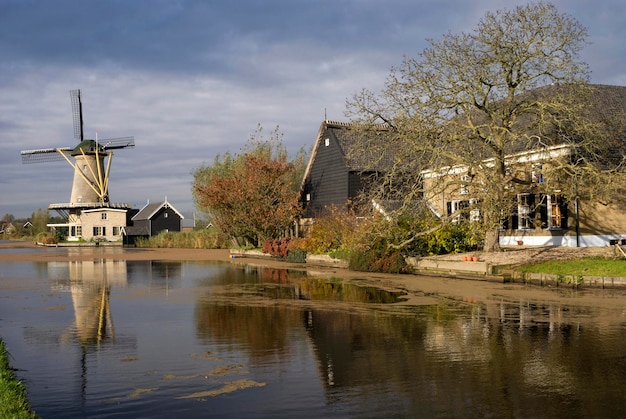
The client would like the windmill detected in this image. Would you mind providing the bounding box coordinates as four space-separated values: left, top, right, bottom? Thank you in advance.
20 89 134 217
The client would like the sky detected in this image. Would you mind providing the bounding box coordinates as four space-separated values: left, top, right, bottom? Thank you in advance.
1 0 625 219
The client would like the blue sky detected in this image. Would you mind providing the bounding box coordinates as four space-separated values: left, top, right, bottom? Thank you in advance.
1 0 625 218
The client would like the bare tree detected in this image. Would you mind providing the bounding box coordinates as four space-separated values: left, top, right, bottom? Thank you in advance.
345 1 620 252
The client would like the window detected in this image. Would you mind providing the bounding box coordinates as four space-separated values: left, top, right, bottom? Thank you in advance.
101 213 108 220
164 212 168 218
113 226 120 236
93 226 106 236
469 199 481 223
447 200 470 224
460 174 470 195
70 225 82 237
306 193 311 202
531 164 544 184
324 138 330 146
517 194 533 229
548 194 566 229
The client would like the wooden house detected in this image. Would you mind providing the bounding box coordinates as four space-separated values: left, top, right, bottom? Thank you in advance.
300 120 400 219
123 198 184 244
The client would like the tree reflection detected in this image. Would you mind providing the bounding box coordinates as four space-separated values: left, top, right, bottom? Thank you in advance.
195 303 302 363
195 264 626 417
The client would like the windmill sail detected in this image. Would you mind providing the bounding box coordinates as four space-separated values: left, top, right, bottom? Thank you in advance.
71 89 84 142
100 136 135 150
21 148 72 164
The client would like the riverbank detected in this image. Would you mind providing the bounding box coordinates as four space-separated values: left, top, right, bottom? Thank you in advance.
0 339 38 418
2 241 625 310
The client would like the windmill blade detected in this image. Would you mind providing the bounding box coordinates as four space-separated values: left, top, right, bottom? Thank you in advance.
100 136 135 150
21 148 72 164
70 89 84 141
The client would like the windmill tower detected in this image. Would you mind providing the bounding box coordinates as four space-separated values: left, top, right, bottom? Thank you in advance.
20 89 135 240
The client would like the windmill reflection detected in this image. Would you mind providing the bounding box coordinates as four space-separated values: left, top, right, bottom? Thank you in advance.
62 259 126 347
60 259 128 403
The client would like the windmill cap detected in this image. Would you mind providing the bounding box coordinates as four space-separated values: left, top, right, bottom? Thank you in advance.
71 139 102 156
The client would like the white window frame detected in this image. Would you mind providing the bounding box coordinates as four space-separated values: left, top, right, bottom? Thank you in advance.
448 200 470 224
70 225 82 237
469 198 481 223
547 194 564 229
460 174 470 195
517 194 532 230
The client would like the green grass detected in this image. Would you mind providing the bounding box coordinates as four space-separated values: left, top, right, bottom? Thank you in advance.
0 340 38 418
517 256 626 277
135 229 227 249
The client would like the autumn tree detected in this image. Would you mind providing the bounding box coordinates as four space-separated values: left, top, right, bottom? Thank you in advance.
346 1 614 252
192 125 306 247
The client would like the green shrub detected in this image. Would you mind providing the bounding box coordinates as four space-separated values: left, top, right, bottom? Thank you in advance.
136 229 228 248
349 247 408 273
408 223 481 256
286 249 307 263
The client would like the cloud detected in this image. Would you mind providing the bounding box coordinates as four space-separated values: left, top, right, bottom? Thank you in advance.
1 0 624 218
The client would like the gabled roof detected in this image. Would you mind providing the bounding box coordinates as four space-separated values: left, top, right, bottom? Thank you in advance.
131 198 184 221
301 120 398 189
122 226 150 236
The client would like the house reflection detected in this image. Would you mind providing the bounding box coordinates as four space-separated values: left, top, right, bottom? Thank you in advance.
195 266 626 413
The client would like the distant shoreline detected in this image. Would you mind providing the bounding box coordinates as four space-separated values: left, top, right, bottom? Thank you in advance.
2 240 626 311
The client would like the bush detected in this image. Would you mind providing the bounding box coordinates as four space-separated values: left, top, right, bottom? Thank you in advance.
136 229 228 248
349 247 408 273
262 237 291 258
305 206 362 254
37 233 57 245
408 223 481 256
286 249 307 263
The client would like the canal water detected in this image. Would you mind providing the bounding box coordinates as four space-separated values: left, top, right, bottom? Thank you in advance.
1 250 626 417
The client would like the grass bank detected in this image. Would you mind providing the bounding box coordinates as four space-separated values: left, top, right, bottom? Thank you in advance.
0 340 38 418
136 229 227 249
517 256 626 277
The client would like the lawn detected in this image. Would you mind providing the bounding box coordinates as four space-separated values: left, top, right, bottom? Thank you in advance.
517 256 626 277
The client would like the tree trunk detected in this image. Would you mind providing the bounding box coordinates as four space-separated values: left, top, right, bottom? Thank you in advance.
483 227 501 252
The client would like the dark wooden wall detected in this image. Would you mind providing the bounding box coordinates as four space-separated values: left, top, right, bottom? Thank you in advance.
303 127 349 217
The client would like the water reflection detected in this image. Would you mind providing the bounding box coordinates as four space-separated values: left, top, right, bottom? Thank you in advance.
205 266 406 303
3 258 626 417
66 260 125 346
194 266 626 417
